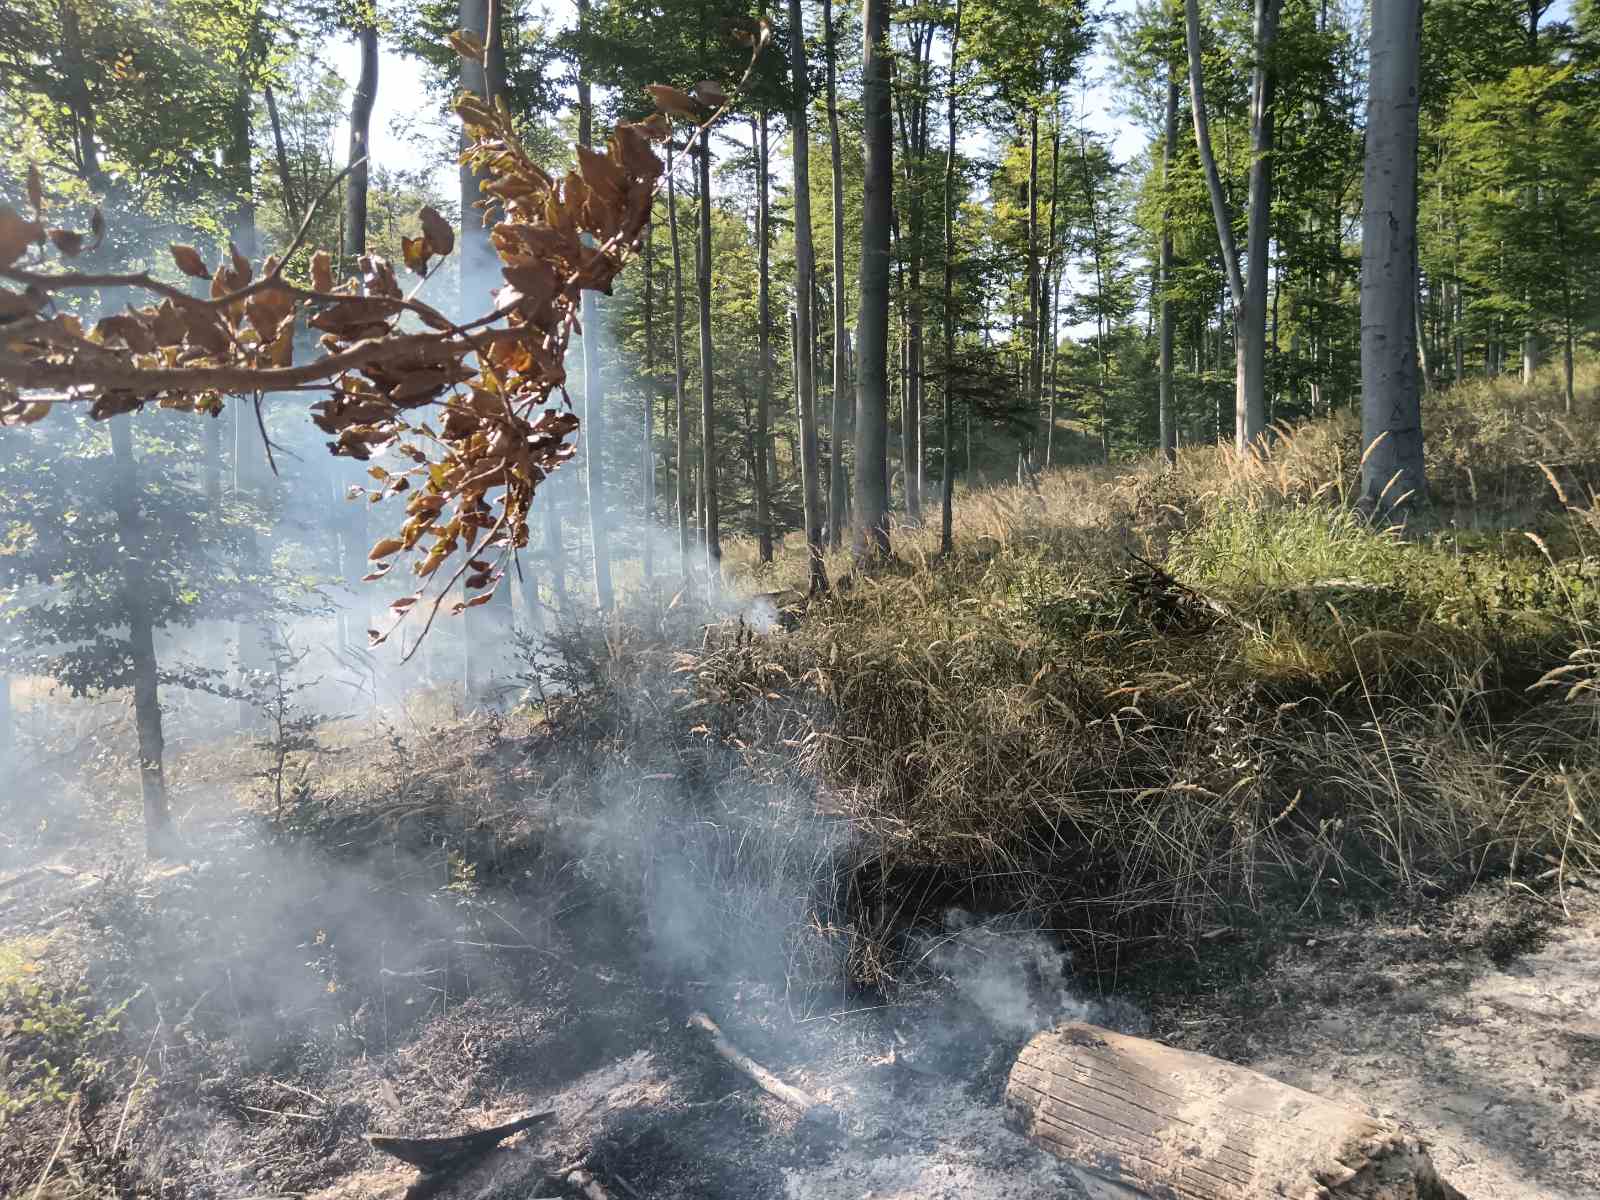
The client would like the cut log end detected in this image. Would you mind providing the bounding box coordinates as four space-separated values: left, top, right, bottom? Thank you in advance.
1005 1023 1465 1200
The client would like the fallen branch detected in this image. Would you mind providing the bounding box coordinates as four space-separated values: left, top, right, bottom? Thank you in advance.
566 1169 611 1200
366 1109 555 1172
687 1011 835 1125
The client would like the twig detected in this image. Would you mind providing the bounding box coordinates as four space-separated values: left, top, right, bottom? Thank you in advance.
241 1105 323 1122
112 1014 162 1155
272 1080 330 1107
29 1094 77 1200
686 1011 831 1120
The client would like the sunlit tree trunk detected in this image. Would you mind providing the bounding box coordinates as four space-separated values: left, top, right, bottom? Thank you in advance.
668 168 690 578
824 0 851 550
854 0 893 561
789 0 829 592
110 417 174 855
696 137 720 583
574 0 614 610
754 112 774 563
1184 0 1279 454
1159 72 1179 466
940 0 962 557
642 216 656 582
1025 108 1040 464
344 21 378 264
1359 0 1425 516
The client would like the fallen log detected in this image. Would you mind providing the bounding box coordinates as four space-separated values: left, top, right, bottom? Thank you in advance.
1006 1024 1464 1200
687 1011 837 1129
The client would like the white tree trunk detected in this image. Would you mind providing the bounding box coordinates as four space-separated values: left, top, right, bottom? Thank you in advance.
1359 0 1426 515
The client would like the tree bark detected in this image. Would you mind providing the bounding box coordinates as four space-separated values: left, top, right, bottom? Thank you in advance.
940 0 961 557
575 0 614 611
1184 0 1278 454
754 112 773 564
1008 1024 1463 1200
696 136 721 582
458 0 503 316
642 214 656 581
1026 108 1041 465
264 83 300 229
345 21 379 266
789 0 829 593
824 0 851 550
854 0 893 563
1159 72 1179 466
109 417 175 855
668 167 690 578
1359 0 1425 516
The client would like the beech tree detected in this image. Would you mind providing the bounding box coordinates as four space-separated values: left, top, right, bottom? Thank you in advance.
1359 0 1426 515
852 0 892 561
1184 0 1282 453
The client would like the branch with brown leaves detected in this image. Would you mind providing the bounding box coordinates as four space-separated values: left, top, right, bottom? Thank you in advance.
0 24 770 652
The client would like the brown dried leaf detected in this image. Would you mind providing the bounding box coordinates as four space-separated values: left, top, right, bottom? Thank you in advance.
310 249 335 293
419 206 455 257
170 243 210 279
691 81 727 108
401 234 431 275
0 205 45 268
47 228 84 256
448 29 486 59
645 84 699 118
369 537 405 561
0 286 47 323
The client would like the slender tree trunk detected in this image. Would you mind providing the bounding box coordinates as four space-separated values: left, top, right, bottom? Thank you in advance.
458 0 503 315
1185 0 1278 454
1359 0 1425 516
940 0 962 556
643 215 656 581
668 167 690 577
754 112 774 563
1026 108 1041 463
264 84 300 229
1159 72 1179 465
110 417 174 855
854 0 893 561
574 0 614 610
1040 105 1061 463
789 0 829 592
824 0 851 550
696 135 720 581
344 21 378 262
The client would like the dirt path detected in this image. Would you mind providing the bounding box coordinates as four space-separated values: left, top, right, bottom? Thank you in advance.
1152 888 1600 1199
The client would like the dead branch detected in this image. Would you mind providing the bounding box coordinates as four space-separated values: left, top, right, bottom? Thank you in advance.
686 1011 833 1121
566 1169 611 1200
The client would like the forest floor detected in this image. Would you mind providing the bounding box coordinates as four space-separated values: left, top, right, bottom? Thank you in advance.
1 821 1595 1199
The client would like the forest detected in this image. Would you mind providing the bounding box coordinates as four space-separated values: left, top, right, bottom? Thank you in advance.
2 1 1600 1198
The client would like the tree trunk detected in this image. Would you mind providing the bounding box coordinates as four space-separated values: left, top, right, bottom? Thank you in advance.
1359 0 1425 517
1239 0 1281 452
264 83 300 229
110 417 174 856
789 0 829 593
668 167 690 578
642 214 657 582
754 112 774 563
1159 72 1179 466
696 135 721 583
458 0 503 316
574 0 614 611
344 21 378 262
940 0 961 558
1026 108 1041 464
824 0 851 550
1184 0 1278 454
854 0 893 563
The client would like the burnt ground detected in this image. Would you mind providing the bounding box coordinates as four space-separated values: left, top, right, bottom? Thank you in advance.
4 805 1598 1200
